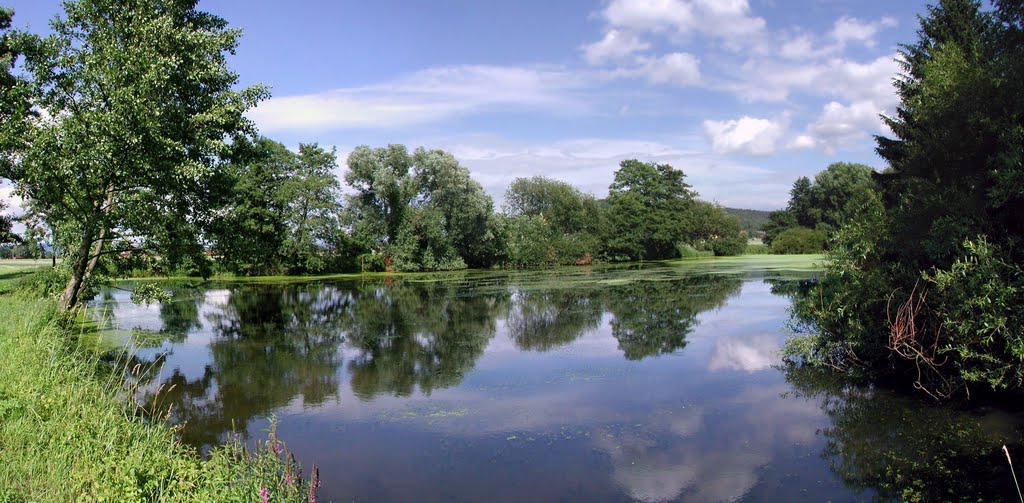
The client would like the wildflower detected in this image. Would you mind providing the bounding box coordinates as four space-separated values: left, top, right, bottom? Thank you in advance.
260 487 269 503
308 465 320 503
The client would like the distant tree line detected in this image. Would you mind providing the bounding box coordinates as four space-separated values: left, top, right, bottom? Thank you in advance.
723 207 770 235
763 162 877 254
199 141 751 276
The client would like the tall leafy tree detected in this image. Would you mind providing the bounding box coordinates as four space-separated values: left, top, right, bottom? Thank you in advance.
877 0 1014 267
787 176 816 228
280 143 341 273
605 159 696 261
798 0 1024 396
210 136 295 275
682 200 746 256
5 0 266 310
407 147 500 269
502 176 605 265
762 163 876 247
344 144 500 271
504 176 603 235
344 144 418 253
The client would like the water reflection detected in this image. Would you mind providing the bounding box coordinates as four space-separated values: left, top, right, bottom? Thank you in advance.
101 271 744 453
145 285 348 448
783 365 1024 502
88 264 1024 502
507 289 603 351
607 277 741 360
343 281 507 399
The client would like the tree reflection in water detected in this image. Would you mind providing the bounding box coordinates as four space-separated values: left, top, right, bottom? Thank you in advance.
507 288 603 351
342 280 509 400
607 276 741 360
142 284 349 449
123 269 746 451
783 365 1024 502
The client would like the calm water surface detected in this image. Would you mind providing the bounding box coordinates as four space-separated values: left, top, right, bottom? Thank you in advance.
93 257 1024 502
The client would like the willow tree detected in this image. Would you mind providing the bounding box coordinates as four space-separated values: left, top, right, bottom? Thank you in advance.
7 0 266 310
345 145 501 271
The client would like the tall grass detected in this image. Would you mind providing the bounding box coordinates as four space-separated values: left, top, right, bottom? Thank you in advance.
0 268 318 502
743 243 772 255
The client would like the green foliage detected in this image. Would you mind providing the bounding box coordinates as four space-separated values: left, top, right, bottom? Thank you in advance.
771 227 826 254
681 200 746 256
502 176 604 266
502 214 559 268
605 159 696 261
0 273 317 502
764 163 877 247
344 144 419 251
2 0 267 310
722 207 770 234
929 238 1024 391
793 0 1024 397
209 137 350 276
744 242 772 255
345 145 501 271
676 243 713 259
761 209 796 247
0 7 35 180
129 282 172 305
210 137 295 276
279 143 342 274
0 199 15 245
505 176 605 237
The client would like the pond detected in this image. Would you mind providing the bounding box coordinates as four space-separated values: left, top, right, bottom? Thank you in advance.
92 256 1024 502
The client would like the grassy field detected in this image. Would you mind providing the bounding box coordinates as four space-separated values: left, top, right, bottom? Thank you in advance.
0 265 317 502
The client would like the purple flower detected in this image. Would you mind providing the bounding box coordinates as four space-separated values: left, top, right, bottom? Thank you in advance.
260 487 269 503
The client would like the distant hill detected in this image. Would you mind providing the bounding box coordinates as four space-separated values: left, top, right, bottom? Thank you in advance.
724 207 772 233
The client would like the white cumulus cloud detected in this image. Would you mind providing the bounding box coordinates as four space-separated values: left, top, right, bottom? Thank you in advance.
601 0 765 39
702 116 786 155
636 52 702 86
800 100 890 153
831 16 898 48
582 29 651 64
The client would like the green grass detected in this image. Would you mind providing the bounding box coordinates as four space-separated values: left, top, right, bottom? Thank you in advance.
743 243 772 255
0 268 318 502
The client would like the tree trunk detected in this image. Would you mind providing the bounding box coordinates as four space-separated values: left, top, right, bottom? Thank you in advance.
57 186 113 312
58 227 94 311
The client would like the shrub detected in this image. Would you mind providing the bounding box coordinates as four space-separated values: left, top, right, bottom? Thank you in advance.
676 243 713 259
709 235 747 256
929 239 1024 392
772 227 826 254
744 243 772 255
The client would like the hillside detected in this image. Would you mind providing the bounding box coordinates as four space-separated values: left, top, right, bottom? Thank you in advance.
724 207 772 234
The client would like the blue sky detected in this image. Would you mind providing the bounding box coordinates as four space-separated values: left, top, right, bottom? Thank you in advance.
3 0 933 211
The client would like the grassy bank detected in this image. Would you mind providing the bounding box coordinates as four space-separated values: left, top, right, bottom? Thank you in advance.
0 267 317 502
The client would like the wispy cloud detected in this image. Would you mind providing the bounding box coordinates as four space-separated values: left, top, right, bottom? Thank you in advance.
249 65 589 131
414 134 790 209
